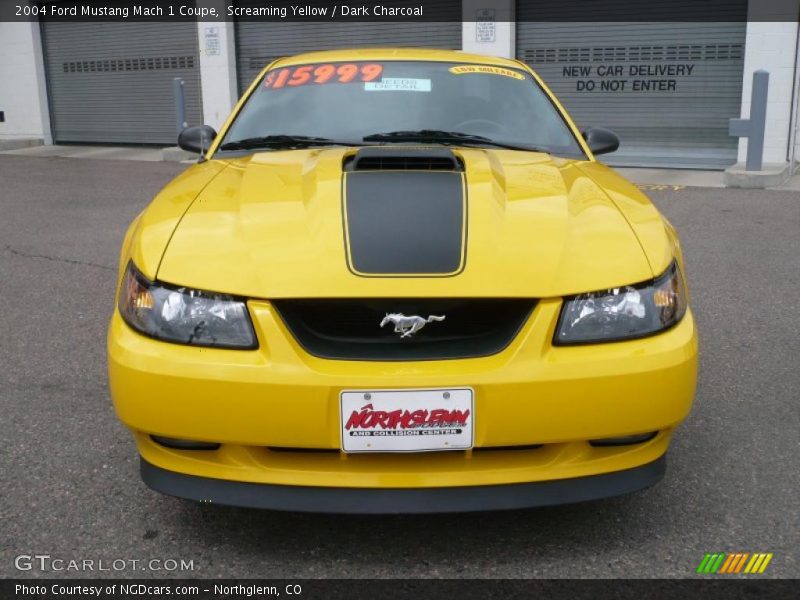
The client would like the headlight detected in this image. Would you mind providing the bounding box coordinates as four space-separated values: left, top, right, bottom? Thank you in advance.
118 262 257 349
555 261 687 344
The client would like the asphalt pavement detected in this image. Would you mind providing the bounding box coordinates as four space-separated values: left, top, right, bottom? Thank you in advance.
0 154 797 579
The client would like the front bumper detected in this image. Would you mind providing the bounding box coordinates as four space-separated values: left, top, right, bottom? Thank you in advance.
108 298 697 495
141 454 666 513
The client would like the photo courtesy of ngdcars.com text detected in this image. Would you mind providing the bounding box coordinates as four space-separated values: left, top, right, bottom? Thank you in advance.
1 0 798 597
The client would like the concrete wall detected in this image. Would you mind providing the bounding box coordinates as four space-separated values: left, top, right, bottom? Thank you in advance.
737 1 800 166
196 0 238 130
792 34 800 168
0 22 50 142
462 0 515 59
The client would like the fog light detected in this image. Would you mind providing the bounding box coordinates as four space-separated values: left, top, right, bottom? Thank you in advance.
589 431 658 447
150 435 220 450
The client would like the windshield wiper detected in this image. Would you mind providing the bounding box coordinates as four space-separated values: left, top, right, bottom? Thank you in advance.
362 130 541 152
218 135 359 151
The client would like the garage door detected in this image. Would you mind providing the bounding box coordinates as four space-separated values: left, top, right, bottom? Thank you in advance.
516 2 747 168
234 2 462 92
41 21 202 144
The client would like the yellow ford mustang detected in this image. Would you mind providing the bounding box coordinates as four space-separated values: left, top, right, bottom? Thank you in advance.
108 49 697 513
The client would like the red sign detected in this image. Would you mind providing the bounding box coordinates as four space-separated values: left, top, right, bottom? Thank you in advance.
264 63 384 89
345 403 471 431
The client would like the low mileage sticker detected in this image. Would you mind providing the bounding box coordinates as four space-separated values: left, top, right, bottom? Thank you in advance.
449 64 525 80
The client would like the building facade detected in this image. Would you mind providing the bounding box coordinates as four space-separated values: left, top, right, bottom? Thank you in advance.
1 0 798 171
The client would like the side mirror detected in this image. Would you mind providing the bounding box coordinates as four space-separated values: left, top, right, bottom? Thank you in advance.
581 127 620 155
178 125 217 156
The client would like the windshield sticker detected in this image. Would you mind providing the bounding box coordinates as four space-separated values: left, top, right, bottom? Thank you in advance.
364 78 432 92
449 65 525 80
264 63 383 89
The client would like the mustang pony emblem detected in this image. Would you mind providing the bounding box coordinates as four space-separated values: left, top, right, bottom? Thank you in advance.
380 313 446 338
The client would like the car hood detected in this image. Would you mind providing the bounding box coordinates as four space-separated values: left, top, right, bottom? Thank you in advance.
154 147 670 298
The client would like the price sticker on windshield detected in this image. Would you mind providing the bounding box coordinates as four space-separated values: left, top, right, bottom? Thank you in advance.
264 63 384 90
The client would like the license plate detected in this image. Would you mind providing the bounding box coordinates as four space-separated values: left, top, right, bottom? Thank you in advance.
340 388 474 453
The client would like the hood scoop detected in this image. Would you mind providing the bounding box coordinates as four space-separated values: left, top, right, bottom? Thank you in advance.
345 147 462 172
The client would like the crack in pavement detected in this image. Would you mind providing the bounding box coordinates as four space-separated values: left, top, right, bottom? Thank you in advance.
3 245 115 272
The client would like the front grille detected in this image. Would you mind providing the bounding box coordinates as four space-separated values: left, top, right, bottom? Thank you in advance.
272 299 536 361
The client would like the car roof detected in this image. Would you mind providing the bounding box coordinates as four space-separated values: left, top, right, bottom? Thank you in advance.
270 48 527 70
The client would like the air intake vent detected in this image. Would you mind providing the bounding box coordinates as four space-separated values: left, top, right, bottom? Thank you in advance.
346 147 462 172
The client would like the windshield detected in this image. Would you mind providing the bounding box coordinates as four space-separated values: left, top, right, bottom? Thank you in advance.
218 60 585 157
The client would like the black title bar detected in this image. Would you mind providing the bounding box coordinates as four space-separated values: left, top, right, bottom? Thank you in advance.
2 0 799 22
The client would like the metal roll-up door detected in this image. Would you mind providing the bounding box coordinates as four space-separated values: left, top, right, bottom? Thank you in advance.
41 21 202 144
516 1 747 168
234 1 462 93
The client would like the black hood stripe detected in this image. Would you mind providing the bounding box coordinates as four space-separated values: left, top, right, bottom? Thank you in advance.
343 171 467 277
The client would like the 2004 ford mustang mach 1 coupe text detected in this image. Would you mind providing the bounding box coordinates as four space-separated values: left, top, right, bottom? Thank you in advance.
108 49 698 513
